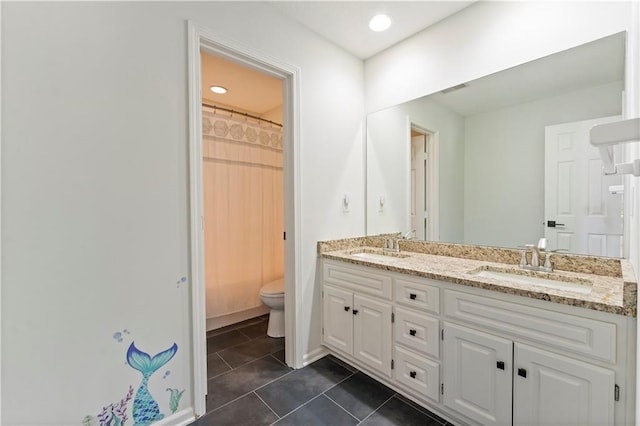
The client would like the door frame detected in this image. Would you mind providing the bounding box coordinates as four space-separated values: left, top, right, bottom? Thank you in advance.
410 132 427 239
407 119 439 241
187 21 302 416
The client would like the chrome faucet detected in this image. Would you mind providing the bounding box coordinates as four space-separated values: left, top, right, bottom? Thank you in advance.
402 230 416 240
384 230 415 253
541 248 567 272
383 237 400 253
520 238 550 271
525 244 541 268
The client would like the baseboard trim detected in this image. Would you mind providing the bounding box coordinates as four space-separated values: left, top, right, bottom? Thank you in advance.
206 305 270 331
153 408 194 426
302 346 329 367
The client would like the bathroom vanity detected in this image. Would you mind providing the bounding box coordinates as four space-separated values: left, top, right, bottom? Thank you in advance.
318 237 637 426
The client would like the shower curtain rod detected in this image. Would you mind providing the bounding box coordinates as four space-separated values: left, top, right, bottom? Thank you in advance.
202 102 283 128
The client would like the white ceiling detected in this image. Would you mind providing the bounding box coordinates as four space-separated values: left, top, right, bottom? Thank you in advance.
201 3 623 119
199 1 476 115
270 1 475 59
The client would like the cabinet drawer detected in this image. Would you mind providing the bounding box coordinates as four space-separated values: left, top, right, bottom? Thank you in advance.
443 289 617 363
394 277 440 314
394 307 439 359
394 345 440 402
323 260 392 299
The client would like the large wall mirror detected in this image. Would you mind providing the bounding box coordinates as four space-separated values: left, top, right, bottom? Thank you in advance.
366 32 627 257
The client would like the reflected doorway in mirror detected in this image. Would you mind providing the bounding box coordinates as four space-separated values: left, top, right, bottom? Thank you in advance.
410 124 439 241
544 116 624 257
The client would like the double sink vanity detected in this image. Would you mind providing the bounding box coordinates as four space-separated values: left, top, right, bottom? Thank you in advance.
318 236 637 426
326 29 636 426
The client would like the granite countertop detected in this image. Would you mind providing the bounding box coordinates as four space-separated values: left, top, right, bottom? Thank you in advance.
319 241 637 318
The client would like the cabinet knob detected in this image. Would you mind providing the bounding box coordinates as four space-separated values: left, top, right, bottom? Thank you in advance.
344 306 350 312
352 309 359 315
409 293 417 300
497 361 505 370
518 368 527 378
409 371 417 379
409 329 417 336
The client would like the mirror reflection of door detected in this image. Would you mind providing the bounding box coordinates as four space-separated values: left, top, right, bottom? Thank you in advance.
411 129 429 240
544 116 623 256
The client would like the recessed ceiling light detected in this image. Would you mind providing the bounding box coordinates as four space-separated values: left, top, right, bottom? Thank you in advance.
210 85 228 94
369 14 391 32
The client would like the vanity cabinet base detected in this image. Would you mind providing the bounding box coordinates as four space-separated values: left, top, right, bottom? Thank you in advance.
322 259 636 426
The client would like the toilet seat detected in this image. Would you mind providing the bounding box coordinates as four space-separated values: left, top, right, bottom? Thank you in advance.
261 278 284 296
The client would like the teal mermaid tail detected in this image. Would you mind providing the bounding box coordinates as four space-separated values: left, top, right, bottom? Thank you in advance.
127 342 178 426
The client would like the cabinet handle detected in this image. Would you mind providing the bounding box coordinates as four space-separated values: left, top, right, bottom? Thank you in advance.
497 361 505 370
352 309 359 315
409 371 417 379
344 306 350 312
409 329 417 336
409 293 417 300
518 368 527 378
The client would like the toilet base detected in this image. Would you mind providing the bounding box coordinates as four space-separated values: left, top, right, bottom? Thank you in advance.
267 309 285 338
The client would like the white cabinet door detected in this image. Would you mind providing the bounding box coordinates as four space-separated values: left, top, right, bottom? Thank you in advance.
513 343 615 426
323 285 353 355
354 294 392 377
443 322 512 426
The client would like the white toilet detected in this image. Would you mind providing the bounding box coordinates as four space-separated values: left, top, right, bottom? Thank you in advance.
259 278 285 338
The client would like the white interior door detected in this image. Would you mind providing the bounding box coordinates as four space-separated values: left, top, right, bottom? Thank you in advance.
411 134 428 239
544 116 623 256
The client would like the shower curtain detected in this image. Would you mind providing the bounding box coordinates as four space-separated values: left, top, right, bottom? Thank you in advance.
202 106 284 320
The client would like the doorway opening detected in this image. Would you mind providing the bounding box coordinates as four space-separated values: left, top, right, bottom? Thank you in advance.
409 124 439 241
188 22 301 417
200 52 284 332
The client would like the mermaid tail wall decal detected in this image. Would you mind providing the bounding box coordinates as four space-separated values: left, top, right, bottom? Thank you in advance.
126 342 178 426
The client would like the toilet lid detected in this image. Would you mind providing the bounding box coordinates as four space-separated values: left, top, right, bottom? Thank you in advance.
261 278 284 295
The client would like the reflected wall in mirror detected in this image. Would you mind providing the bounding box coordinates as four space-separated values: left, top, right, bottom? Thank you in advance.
366 32 626 257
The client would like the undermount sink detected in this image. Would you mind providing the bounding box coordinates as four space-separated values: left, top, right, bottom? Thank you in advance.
469 266 593 294
348 248 410 261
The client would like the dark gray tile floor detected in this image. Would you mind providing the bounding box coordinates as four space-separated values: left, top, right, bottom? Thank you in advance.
191 315 454 426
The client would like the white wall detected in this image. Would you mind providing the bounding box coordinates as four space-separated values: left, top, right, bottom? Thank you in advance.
464 81 623 248
364 0 638 259
366 1 640 419
366 108 410 235
367 97 465 242
365 1 633 113
364 0 639 265
1 2 364 424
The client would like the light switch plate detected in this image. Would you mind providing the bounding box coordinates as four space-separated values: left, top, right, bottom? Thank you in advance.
343 193 351 212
